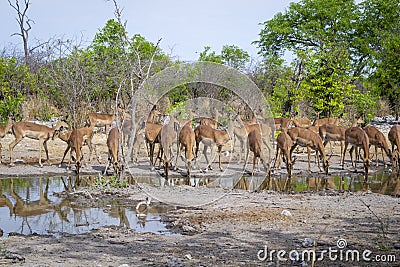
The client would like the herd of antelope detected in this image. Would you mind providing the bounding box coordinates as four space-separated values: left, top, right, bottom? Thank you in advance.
1 106 400 179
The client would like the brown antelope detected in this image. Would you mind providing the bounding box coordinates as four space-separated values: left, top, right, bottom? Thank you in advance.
274 117 292 131
87 112 116 136
122 116 145 146
227 113 247 163
288 127 329 174
363 125 393 167
159 115 179 178
194 124 231 171
319 118 364 163
313 117 340 127
243 129 270 176
234 114 273 160
175 120 196 177
122 116 147 163
319 124 347 162
177 110 196 129
59 129 85 174
388 125 400 168
342 127 370 175
9 120 69 167
0 117 13 163
273 130 294 177
292 117 312 128
54 123 100 167
104 127 121 175
199 107 220 129
145 106 163 170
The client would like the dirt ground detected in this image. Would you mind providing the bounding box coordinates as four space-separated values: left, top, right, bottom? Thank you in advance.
0 130 400 266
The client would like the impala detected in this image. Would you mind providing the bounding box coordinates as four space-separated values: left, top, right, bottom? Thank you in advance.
233 114 273 160
122 116 145 146
104 127 122 175
177 110 196 130
59 129 85 174
313 117 340 127
363 125 393 167
273 130 294 177
9 119 69 167
122 116 147 163
54 123 100 167
175 119 196 177
274 117 292 131
288 127 329 174
319 124 347 162
87 112 116 136
227 113 247 163
145 106 163 170
342 126 370 175
0 117 13 164
319 118 364 163
243 128 270 176
292 117 312 128
159 115 179 178
194 124 231 172
388 125 400 168
199 107 220 129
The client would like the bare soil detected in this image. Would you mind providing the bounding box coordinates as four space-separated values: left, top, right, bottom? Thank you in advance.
1 132 400 266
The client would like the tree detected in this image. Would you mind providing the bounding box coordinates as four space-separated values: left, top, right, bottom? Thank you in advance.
359 0 400 117
254 0 377 117
0 57 30 120
198 46 223 64
8 0 33 64
221 45 250 71
249 56 295 116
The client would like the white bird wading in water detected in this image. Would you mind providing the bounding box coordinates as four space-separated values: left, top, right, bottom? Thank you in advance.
136 197 151 218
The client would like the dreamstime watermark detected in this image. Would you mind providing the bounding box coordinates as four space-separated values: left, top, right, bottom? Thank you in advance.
257 238 397 263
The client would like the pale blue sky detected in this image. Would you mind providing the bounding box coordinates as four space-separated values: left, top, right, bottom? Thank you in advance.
0 0 295 61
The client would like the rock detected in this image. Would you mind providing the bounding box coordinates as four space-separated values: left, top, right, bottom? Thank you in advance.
184 254 192 260
302 237 314 248
167 257 183 267
182 225 196 232
4 250 25 262
215 242 226 247
118 265 129 267
281 210 292 217
186 243 201 247
322 214 331 219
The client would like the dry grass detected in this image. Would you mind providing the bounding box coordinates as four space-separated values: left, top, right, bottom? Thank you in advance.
21 96 59 120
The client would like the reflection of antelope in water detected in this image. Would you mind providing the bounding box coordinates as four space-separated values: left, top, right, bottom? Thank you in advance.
5 178 71 226
369 173 400 195
305 177 343 191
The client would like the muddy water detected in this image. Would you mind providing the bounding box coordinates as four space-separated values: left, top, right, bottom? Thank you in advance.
0 177 175 237
1 172 399 237
135 172 400 195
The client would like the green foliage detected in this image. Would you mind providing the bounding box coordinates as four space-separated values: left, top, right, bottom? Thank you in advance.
254 0 390 118
256 0 357 58
250 56 296 116
94 175 128 189
221 45 250 70
347 89 377 123
299 46 355 117
198 45 250 71
92 19 127 54
0 57 30 120
198 46 223 64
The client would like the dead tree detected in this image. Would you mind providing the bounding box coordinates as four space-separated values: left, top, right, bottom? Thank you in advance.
8 0 33 64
